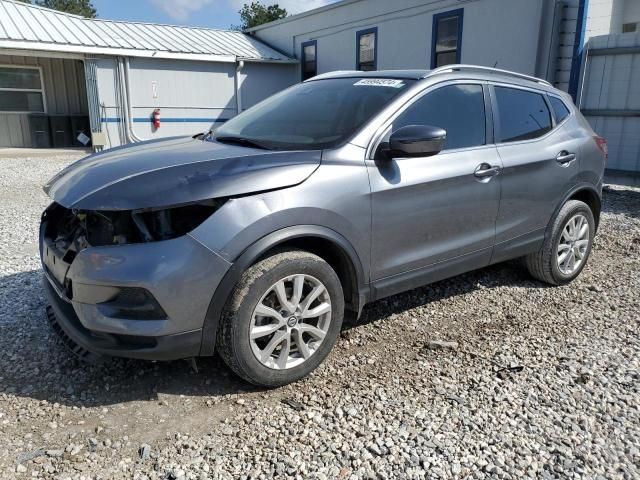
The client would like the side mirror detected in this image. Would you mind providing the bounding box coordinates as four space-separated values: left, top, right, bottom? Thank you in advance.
383 125 446 158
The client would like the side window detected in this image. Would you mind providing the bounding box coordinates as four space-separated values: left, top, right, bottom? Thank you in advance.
494 87 552 142
392 84 485 150
548 96 570 124
301 41 317 81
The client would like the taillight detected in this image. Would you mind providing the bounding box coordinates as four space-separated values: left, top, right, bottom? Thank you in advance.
594 136 608 159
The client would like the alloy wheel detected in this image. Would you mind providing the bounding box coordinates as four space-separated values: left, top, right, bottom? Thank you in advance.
557 213 590 275
249 274 332 370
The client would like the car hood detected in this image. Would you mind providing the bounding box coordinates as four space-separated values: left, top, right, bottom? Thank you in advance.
44 136 321 210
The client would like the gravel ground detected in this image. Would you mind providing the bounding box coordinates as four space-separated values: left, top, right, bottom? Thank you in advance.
0 153 638 480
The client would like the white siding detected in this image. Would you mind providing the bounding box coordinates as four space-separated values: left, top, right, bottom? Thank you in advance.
93 57 297 148
251 0 553 80
238 62 297 111
127 58 237 141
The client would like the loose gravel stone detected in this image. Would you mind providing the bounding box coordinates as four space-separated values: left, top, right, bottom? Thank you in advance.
425 339 459 350
0 153 638 479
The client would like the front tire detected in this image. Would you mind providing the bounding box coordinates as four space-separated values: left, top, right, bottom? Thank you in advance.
217 250 344 387
525 200 595 285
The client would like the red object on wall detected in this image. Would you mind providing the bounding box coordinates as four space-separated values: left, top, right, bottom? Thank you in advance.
152 108 161 129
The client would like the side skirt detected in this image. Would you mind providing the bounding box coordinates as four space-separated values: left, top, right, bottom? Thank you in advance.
490 228 545 264
369 247 492 302
367 229 545 305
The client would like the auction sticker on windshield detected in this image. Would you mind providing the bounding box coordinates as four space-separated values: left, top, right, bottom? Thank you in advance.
354 79 405 88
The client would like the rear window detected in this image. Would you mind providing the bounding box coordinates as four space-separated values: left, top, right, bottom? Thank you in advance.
494 87 552 143
548 96 571 123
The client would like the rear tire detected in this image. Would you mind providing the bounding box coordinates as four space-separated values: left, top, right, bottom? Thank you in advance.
217 250 344 387
525 200 595 285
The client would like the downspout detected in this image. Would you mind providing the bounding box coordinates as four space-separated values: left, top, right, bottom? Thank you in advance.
83 57 102 151
235 59 245 114
113 59 127 145
122 57 144 143
577 42 590 109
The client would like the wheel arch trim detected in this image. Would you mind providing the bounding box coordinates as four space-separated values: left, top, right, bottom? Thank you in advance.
199 225 367 356
564 183 602 230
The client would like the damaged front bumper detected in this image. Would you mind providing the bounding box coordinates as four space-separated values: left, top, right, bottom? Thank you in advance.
40 204 232 361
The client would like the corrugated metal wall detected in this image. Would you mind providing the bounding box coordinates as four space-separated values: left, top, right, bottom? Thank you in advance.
0 54 88 147
580 32 640 172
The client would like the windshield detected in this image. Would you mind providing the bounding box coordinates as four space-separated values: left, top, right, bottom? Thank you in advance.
213 77 415 150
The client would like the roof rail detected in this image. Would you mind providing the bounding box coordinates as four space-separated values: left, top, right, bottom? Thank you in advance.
307 70 360 81
425 64 552 87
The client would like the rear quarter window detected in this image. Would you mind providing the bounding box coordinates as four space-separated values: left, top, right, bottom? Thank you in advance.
494 86 552 143
548 96 571 123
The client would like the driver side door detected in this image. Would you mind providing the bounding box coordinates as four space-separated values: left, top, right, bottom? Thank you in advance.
366 82 502 298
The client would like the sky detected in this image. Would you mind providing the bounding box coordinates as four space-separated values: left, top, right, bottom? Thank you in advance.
91 0 341 30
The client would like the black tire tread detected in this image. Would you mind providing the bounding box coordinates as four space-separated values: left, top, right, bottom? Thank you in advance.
525 199 593 285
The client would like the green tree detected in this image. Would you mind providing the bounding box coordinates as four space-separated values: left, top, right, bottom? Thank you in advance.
235 2 287 30
17 0 97 18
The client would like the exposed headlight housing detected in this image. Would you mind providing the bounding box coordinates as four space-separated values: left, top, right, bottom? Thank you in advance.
44 199 226 252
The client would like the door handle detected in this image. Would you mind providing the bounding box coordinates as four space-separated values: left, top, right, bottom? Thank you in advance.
556 151 576 165
474 163 501 179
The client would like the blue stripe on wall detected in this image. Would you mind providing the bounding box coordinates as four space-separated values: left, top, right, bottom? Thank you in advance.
100 117 229 123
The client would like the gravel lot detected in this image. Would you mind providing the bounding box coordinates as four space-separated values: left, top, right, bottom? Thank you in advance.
0 153 638 480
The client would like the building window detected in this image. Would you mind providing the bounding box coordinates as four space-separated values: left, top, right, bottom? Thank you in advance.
622 22 638 33
431 9 464 69
0 65 45 113
301 40 317 81
356 27 377 71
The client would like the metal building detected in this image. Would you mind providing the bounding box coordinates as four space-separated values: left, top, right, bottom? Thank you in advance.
581 32 640 173
0 0 297 149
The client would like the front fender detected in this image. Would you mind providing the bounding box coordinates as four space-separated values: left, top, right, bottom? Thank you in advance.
197 225 368 356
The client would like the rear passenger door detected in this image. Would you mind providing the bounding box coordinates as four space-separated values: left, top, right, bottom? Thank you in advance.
491 85 581 261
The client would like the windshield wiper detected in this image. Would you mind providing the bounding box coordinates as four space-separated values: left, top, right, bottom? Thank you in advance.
193 130 211 140
215 136 270 150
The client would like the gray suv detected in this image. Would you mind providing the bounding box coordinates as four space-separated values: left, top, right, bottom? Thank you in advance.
41 65 607 386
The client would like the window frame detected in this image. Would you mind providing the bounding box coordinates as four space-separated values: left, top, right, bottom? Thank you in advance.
0 64 47 114
430 8 464 69
300 40 318 81
366 80 492 159
356 27 378 71
488 83 558 145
